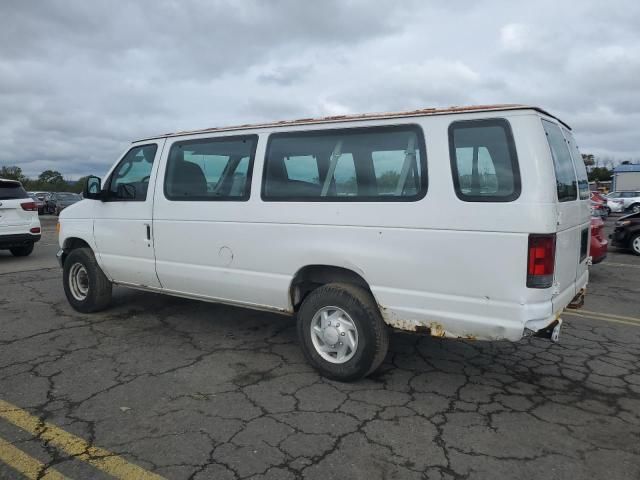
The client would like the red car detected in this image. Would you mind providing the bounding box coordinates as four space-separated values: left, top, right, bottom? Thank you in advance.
591 191 608 204
590 217 608 264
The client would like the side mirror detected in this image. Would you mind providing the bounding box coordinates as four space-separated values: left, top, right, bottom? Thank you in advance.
84 176 102 200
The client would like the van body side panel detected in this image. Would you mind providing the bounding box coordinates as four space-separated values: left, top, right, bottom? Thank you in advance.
148 112 570 341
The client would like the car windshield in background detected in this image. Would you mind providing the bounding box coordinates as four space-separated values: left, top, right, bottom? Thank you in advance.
57 193 81 200
0 180 29 200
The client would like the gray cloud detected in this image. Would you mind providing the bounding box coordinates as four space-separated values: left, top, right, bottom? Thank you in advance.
1 0 639 178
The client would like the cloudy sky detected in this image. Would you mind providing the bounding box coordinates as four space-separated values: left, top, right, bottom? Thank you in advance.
1 0 639 178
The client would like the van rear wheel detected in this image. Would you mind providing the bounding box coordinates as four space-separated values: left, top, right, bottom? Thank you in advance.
63 247 112 313
297 283 389 382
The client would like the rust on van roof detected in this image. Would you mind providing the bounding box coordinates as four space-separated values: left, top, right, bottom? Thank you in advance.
137 104 569 142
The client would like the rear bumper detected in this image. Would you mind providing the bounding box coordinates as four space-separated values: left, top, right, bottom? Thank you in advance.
591 238 608 264
0 233 41 249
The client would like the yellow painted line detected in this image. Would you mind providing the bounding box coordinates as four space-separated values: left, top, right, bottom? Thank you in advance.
0 399 164 480
601 262 640 269
563 311 640 328
0 436 67 480
577 309 640 324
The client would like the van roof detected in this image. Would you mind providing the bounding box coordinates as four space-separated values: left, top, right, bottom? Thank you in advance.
136 104 570 142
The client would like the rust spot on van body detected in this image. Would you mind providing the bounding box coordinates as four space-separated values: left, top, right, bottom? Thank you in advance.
381 308 479 340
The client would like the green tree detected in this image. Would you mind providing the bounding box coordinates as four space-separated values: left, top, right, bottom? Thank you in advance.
0 165 27 183
581 153 595 167
38 170 65 185
588 167 612 182
71 176 89 193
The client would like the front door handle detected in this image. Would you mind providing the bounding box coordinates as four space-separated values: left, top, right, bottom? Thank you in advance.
145 224 151 242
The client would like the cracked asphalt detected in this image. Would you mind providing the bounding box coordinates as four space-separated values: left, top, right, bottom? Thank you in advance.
1 217 639 479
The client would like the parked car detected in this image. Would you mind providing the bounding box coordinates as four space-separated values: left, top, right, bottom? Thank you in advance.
591 191 608 204
58 104 590 381
610 212 640 255
590 200 608 218
28 193 46 214
0 179 41 256
590 216 608 264
606 191 640 214
605 192 625 213
47 192 82 215
590 192 608 217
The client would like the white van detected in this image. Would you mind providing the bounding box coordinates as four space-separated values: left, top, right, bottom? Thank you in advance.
57 105 590 381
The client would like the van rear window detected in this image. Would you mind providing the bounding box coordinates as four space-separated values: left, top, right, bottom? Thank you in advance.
262 125 427 201
448 119 520 202
0 181 28 200
542 120 577 202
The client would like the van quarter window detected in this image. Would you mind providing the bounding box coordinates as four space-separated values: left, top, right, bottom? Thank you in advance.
448 119 521 202
164 135 258 201
542 119 577 202
106 144 158 201
563 129 589 200
262 125 427 201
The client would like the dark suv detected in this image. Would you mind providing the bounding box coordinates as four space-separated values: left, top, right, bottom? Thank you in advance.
611 212 640 255
47 192 82 215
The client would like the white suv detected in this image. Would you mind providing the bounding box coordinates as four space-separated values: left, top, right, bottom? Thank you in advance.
606 191 640 214
0 179 41 256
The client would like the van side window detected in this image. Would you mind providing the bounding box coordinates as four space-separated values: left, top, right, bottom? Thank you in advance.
542 120 577 202
164 135 257 201
107 144 157 201
448 119 520 202
563 129 589 200
262 125 426 201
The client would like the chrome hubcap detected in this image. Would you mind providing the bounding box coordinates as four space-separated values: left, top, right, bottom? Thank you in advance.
69 263 89 301
633 205 640 214
633 236 640 254
310 306 358 364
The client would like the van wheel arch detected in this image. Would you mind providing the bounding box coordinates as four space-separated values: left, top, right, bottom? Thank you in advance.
289 265 375 312
61 237 92 265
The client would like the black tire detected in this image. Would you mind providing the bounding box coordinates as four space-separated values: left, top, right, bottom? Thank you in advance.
10 243 34 257
630 233 640 256
297 283 389 382
605 207 611 215
63 248 112 313
630 203 640 214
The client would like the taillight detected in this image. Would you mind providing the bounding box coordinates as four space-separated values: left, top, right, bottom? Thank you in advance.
30 227 41 234
527 234 556 288
21 201 37 211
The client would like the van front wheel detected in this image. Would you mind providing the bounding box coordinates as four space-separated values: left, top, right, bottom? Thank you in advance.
63 248 112 313
297 283 389 382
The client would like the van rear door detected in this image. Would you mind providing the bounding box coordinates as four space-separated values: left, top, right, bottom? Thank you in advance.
541 120 590 311
563 127 590 288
